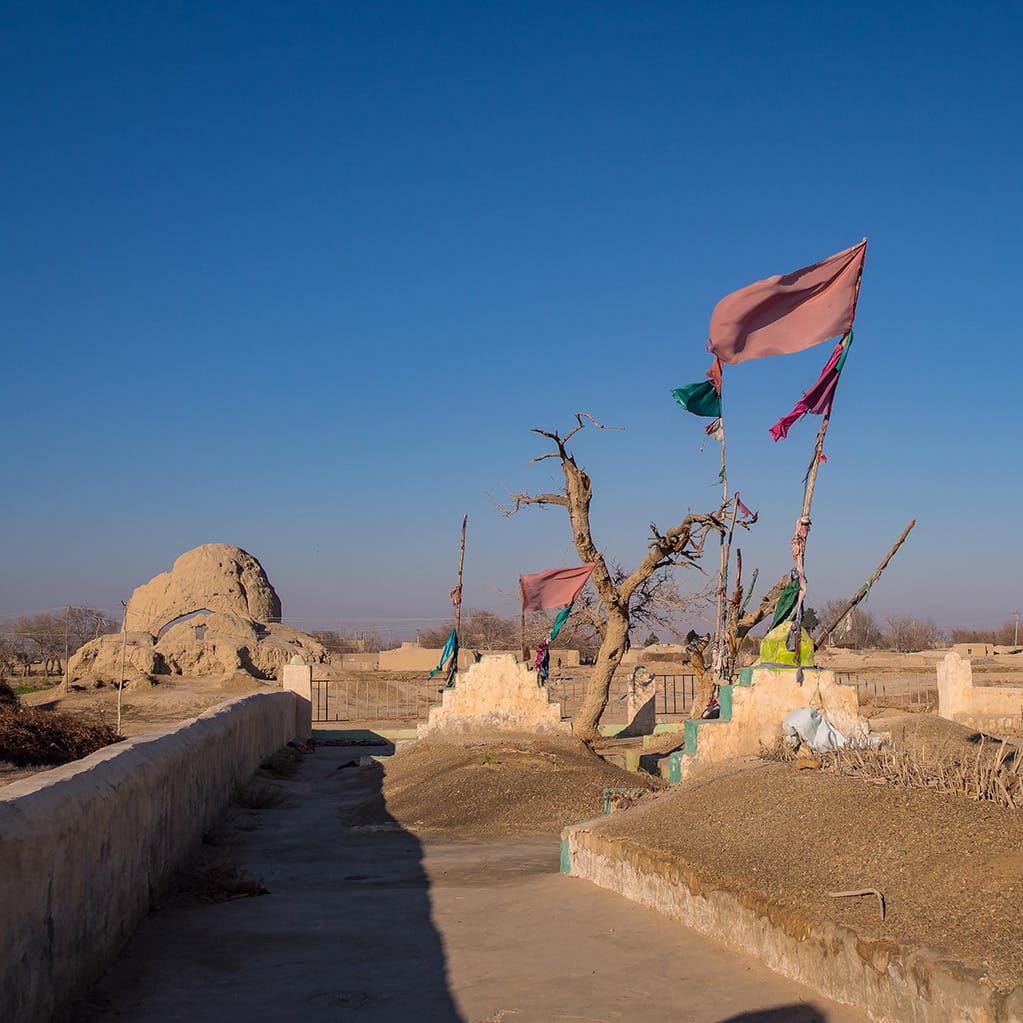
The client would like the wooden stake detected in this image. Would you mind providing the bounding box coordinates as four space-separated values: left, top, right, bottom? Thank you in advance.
816 519 917 647
117 601 127 734
448 515 467 685
715 495 741 674
454 514 468 640
63 605 70 695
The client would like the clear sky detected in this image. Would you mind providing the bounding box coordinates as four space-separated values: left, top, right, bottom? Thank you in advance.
3 1 1021 638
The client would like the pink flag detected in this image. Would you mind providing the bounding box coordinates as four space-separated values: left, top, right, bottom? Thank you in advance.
520 563 596 612
708 239 866 364
769 338 845 441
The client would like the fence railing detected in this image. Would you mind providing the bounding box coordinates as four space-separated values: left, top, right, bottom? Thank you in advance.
311 671 938 724
837 672 936 712
311 678 445 723
311 671 701 724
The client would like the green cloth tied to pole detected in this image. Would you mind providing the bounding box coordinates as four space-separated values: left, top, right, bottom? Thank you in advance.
672 381 722 418
771 574 801 628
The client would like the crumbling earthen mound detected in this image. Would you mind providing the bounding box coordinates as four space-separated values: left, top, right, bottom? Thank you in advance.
66 543 327 684
127 543 282 635
376 734 663 835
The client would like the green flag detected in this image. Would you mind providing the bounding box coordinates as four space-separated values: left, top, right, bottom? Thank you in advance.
672 381 722 418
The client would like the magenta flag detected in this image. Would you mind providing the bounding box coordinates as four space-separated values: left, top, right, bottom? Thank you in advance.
769 335 848 441
520 563 596 612
708 239 866 365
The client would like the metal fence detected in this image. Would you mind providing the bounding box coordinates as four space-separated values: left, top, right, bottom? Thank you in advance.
311 671 938 724
535 672 698 722
837 672 936 712
311 678 445 723
311 671 700 724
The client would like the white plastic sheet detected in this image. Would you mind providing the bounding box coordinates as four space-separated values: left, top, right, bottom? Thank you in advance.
782 706 847 752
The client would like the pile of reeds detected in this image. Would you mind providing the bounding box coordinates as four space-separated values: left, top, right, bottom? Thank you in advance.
765 734 1023 811
0 680 122 766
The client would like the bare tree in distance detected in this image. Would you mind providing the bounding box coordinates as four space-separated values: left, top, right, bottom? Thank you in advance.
951 621 1019 646
884 615 945 653
66 607 118 650
14 614 65 676
818 601 882 649
502 413 753 740
312 627 387 655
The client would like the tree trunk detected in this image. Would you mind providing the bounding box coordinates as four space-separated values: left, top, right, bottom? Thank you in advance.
574 607 629 740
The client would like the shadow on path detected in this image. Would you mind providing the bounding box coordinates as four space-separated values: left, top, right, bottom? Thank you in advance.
83 745 463 1022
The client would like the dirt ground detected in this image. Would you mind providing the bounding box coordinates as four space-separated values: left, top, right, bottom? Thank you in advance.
9 660 1023 998
592 748 1023 994
376 734 661 834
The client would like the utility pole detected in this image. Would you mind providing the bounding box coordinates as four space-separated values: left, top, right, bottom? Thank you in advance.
63 605 70 695
1013 610 1020 647
118 601 128 735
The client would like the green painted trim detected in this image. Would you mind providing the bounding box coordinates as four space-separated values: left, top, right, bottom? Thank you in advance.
654 722 682 733
738 666 754 686
668 751 683 783
684 719 699 756
560 819 603 872
718 684 734 722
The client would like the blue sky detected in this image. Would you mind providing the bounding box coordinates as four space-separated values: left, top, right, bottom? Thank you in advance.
3 1 1021 638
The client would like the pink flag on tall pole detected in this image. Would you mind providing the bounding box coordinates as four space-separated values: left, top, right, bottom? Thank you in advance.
708 239 866 365
520 563 597 612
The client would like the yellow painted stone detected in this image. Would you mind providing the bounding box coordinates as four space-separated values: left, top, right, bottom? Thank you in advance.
758 622 815 666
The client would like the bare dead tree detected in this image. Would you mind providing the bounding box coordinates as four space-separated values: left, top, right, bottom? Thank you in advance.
503 413 737 740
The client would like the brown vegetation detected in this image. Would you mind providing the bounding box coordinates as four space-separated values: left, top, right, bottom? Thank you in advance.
765 730 1023 810
0 679 122 767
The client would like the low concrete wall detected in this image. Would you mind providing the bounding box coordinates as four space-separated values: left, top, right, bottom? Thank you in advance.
681 667 859 779
418 653 571 738
563 825 1023 1023
938 652 1023 731
0 691 299 1023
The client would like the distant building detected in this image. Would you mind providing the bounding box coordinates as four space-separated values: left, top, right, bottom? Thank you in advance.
953 642 993 658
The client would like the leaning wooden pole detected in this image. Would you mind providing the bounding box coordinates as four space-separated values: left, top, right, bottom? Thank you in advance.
816 518 917 648
448 514 467 685
453 514 468 640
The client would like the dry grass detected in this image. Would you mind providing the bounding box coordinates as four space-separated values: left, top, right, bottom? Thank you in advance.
0 679 122 767
764 733 1023 810
165 862 268 904
231 781 288 809
260 745 304 776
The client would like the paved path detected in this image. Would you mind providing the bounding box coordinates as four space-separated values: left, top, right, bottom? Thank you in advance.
85 746 870 1023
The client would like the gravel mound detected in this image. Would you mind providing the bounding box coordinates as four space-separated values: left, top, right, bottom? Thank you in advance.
380 734 662 835
593 754 1023 991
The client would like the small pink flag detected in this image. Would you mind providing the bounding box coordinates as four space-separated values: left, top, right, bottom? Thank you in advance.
708 239 866 365
520 563 597 612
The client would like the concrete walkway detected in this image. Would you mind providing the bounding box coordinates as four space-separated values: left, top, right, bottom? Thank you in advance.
84 746 870 1023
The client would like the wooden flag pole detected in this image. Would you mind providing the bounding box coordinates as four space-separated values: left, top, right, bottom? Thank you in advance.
716 494 741 674
815 519 916 647
454 514 468 640
447 514 467 686
791 254 864 632
711 391 728 670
